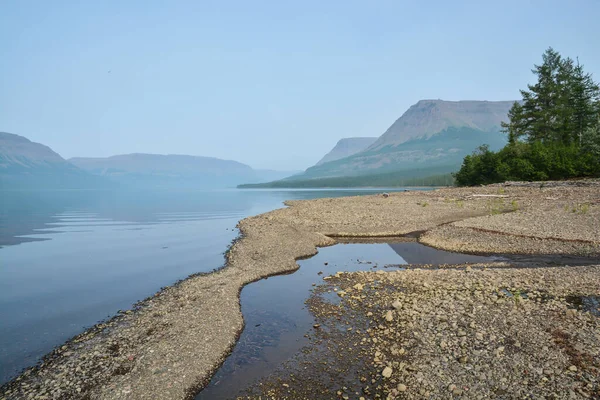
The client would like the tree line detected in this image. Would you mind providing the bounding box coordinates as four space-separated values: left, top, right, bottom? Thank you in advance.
454 48 600 186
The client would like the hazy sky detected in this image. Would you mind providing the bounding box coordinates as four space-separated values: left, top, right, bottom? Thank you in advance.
1 1 599 170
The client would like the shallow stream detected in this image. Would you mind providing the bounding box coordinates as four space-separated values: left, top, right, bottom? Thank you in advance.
196 241 501 399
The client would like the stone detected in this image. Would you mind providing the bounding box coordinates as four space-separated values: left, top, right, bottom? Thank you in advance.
385 311 394 322
392 300 402 310
382 367 393 378
569 365 577 372
397 383 407 392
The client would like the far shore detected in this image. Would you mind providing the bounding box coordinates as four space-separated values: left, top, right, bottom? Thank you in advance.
1 180 599 399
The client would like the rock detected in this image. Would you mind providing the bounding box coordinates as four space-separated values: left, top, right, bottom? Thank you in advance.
353 283 364 291
392 300 402 310
385 311 394 322
382 366 393 378
476 332 484 340
397 383 407 392
448 384 457 391
569 365 578 372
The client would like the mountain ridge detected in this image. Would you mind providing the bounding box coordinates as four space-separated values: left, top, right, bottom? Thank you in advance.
240 99 516 187
366 99 515 151
315 137 378 166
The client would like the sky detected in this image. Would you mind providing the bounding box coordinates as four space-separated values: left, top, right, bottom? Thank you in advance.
1 1 599 170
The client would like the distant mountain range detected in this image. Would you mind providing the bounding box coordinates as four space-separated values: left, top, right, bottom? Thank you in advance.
70 154 298 189
0 132 296 190
241 100 515 187
2 99 516 190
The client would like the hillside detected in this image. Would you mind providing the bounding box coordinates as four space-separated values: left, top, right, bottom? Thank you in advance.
244 100 515 187
69 154 283 188
368 100 515 150
0 132 102 190
315 137 377 166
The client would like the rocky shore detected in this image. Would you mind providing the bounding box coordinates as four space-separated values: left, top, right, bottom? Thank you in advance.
243 265 600 399
1 181 599 399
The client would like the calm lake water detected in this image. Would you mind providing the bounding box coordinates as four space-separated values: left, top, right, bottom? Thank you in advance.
0 188 419 385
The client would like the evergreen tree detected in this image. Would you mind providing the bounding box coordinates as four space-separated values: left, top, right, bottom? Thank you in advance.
569 61 600 144
457 48 600 186
502 48 600 146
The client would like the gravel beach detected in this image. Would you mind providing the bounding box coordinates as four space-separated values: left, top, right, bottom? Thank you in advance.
1 181 599 399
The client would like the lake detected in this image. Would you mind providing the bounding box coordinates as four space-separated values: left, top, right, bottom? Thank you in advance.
0 188 419 385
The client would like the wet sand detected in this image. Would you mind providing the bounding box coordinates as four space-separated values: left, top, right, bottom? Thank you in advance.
1 181 599 399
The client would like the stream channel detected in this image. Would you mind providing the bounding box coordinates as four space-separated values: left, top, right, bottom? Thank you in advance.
196 240 504 399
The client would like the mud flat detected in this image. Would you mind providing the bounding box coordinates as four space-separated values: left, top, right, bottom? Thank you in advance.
1 181 599 399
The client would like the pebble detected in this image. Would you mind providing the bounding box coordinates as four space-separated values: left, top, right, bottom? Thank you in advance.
385 311 394 322
382 367 393 378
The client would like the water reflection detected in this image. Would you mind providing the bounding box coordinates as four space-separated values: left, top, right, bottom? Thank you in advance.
0 188 414 384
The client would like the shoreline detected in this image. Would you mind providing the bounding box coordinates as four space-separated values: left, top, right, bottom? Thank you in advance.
1 181 599 399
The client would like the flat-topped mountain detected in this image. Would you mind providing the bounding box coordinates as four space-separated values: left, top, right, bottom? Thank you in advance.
367 100 516 150
240 100 516 187
315 137 378 166
70 153 253 175
299 100 514 179
69 154 294 188
69 154 256 189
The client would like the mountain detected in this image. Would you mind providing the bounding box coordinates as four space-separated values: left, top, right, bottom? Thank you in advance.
0 132 102 190
69 154 291 188
368 100 515 150
315 137 377 166
69 154 254 189
240 100 515 188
